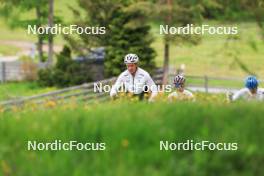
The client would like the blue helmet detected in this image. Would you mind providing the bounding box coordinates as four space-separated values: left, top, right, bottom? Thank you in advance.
245 76 258 89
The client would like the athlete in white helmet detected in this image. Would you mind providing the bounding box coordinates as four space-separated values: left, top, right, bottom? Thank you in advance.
110 54 158 101
168 74 195 101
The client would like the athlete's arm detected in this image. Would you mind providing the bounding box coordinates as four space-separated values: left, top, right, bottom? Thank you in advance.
145 73 158 101
110 74 124 97
232 88 248 101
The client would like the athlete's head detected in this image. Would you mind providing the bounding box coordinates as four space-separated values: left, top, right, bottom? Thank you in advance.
124 53 139 75
174 74 185 92
245 76 258 94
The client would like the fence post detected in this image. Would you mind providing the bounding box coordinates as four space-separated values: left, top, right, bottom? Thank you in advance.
204 75 208 93
1 62 6 83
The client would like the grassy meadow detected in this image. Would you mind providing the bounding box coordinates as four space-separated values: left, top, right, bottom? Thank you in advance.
0 82 56 101
0 100 263 175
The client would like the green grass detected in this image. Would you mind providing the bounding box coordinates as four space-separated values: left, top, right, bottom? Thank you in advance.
166 75 246 89
0 101 263 175
0 19 35 42
152 21 264 77
186 77 244 88
0 81 56 101
0 44 20 55
0 0 78 44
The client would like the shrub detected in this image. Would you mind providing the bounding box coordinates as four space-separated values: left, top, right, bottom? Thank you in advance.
104 7 156 76
19 55 38 81
37 68 54 86
37 46 93 87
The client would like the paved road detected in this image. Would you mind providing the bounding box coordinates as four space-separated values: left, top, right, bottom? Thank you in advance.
188 86 239 93
0 40 62 62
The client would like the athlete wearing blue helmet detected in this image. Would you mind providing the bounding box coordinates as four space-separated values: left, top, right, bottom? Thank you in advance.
245 76 258 90
231 75 264 101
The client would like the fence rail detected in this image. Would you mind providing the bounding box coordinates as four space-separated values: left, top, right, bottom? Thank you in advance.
0 69 164 110
0 77 116 109
183 75 264 93
0 68 259 110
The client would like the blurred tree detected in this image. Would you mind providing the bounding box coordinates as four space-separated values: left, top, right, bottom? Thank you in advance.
47 0 54 67
104 7 156 76
67 0 156 77
240 0 264 40
150 0 205 84
38 45 93 87
205 0 264 76
65 0 120 54
0 0 47 62
206 0 264 39
149 0 263 80
0 0 57 65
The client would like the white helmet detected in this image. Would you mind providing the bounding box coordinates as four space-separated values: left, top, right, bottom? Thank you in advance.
124 54 139 64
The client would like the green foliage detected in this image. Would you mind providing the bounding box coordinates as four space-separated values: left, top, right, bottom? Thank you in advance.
0 0 48 31
151 0 204 45
37 46 93 87
203 0 264 23
0 81 55 101
66 0 120 54
0 101 264 175
68 0 156 77
0 44 20 55
104 7 156 76
37 68 54 87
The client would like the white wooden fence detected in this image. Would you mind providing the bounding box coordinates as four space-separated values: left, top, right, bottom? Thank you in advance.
0 61 46 82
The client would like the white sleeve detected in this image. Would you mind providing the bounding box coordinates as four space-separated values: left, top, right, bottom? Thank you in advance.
232 89 247 101
110 74 123 97
259 88 264 101
146 73 158 100
185 90 194 97
185 90 195 101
